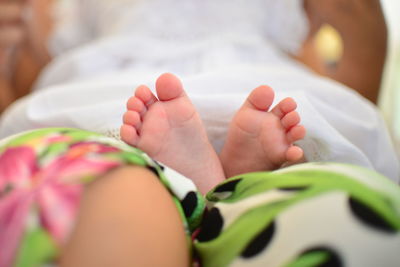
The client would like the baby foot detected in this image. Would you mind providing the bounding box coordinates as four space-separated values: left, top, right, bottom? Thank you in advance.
219 85 306 178
120 73 225 194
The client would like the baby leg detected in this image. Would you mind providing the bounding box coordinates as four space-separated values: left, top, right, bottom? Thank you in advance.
61 166 189 267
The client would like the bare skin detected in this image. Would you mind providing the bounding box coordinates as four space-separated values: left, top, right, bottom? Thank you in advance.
120 73 225 194
61 166 189 267
220 85 306 178
0 75 14 111
121 74 306 188
0 0 53 113
300 0 388 104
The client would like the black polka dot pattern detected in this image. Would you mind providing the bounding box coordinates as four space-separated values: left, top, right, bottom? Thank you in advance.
181 192 198 218
196 208 224 242
214 178 243 193
278 185 310 192
349 197 397 233
154 161 165 171
300 247 343 267
60 129 73 134
241 221 276 258
146 166 161 178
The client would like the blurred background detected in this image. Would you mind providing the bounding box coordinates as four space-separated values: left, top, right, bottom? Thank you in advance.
315 0 400 153
381 0 400 153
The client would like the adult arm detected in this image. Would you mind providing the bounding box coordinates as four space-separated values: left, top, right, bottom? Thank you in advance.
303 0 388 104
0 0 53 114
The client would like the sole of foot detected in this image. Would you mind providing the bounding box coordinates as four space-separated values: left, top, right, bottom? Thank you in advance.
220 85 306 178
121 73 225 194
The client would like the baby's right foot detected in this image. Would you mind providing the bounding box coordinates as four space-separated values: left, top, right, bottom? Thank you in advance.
220 85 306 178
120 73 225 194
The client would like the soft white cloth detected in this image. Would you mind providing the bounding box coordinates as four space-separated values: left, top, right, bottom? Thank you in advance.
2 63 399 182
44 0 309 88
0 0 399 182
48 0 309 57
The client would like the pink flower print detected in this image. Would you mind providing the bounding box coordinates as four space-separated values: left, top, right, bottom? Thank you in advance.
0 147 38 190
0 142 123 267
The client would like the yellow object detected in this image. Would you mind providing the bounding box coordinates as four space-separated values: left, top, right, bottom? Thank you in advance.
315 24 343 63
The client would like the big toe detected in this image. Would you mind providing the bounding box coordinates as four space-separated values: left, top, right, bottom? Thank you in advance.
156 73 185 101
244 85 275 111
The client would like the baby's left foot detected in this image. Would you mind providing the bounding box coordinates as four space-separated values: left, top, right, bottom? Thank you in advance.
220 85 306 178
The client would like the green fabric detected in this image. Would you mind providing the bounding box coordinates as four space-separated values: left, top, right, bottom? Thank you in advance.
3 129 400 267
0 128 204 266
197 163 400 266
208 170 400 230
15 228 57 267
284 251 330 267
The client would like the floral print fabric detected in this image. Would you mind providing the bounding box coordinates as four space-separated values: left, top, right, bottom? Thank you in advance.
0 128 204 267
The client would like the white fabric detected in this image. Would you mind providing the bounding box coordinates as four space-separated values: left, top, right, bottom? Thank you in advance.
0 0 399 182
48 0 309 57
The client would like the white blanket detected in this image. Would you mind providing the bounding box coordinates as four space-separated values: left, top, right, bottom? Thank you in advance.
1 60 398 182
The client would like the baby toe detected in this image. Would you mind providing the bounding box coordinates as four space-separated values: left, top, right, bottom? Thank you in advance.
282 111 300 130
123 111 142 129
245 85 275 111
286 146 304 162
272 97 297 119
127 97 147 115
120 124 139 146
287 125 306 143
155 73 185 101
135 85 157 107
